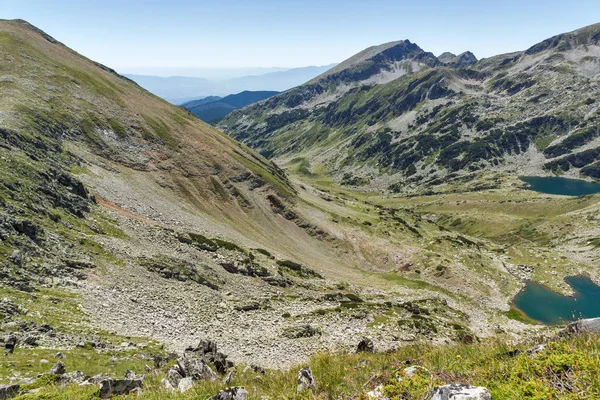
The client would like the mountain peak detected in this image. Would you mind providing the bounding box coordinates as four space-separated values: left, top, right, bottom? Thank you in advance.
438 51 477 66
312 39 438 84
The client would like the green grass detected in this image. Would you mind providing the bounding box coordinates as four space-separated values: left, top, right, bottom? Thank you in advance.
6 334 600 399
506 307 540 325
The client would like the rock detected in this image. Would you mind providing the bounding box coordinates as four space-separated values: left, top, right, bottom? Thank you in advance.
54 352 64 359
297 366 315 393
4 335 17 354
356 337 375 353
88 374 113 384
224 371 235 384
562 317 600 335
22 336 38 346
186 340 234 373
178 377 194 393
526 344 545 356
251 365 265 374
162 378 176 393
50 361 66 375
0 384 19 400
98 379 143 399
403 366 421 379
166 366 183 387
282 324 321 339
39 359 49 365
209 387 249 400
430 384 492 400
61 371 88 385
366 384 389 400
124 370 144 380
177 353 217 381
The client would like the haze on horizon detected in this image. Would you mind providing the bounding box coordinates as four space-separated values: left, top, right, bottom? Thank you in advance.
4 0 600 78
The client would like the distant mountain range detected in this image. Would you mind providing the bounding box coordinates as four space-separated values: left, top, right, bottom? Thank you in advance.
125 64 336 104
220 23 600 194
182 91 280 123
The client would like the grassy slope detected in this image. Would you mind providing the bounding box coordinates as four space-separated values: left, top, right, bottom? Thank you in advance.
6 333 600 399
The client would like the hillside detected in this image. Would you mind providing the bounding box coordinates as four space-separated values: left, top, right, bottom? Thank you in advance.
182 91 279 123
219 23 600 194
4 18 600 400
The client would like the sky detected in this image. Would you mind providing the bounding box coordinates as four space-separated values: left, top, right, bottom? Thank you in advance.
4 0 600 76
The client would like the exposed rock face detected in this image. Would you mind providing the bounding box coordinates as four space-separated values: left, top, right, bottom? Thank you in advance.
430 384 492 400
98 378 143 398
356 337 375 353
297 366 316 393
562 317 600 335
0 384 19 400
209 387 249 400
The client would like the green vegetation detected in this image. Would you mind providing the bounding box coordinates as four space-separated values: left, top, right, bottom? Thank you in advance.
4 334 600 399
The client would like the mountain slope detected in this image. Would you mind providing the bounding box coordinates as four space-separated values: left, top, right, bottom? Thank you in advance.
219 23 600 194
5 19 528 370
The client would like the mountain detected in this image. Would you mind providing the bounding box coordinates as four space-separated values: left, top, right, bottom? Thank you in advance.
182 90 279 123
219 23 600 194
126 64 336 103
4 18 600 399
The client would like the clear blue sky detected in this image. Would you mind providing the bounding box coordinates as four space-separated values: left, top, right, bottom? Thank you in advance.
4 0 600 73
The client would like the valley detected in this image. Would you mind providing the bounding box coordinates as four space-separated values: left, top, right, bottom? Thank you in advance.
1 15 600 400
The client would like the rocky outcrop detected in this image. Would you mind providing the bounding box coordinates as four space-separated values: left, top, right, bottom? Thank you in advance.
209 387 249 400
562 317 600 335
99 378 143 398
49 361 66 375
0 384 19 400
356 337 375 353
297 366 316 393
430 384 492 400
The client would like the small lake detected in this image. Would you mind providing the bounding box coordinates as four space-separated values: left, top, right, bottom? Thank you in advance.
520 176 600 196
513 275 600 325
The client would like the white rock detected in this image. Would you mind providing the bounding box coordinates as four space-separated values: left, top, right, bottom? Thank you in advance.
178 377 194 393
430 384 492 400
366 384 390 400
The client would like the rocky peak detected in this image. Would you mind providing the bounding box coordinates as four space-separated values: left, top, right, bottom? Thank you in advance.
438 51 477 66
438 52 457 64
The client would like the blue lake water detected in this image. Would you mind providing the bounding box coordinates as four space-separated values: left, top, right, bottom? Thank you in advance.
513 275 600 325
520 176 600 196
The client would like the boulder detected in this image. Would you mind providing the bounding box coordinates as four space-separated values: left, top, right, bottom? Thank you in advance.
178 377 194 393
4 335 17 354
209 387 249 400
366 384 389 400
186 340 234 373
430 384 492 400
60 371 88 385
166 365 183 387
98 379 143 399
177 354 217 381
562 317 600 335
357 337 375 353
50 361 66 375
54 352 64 359
0 384 19 400
297 366 315 393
